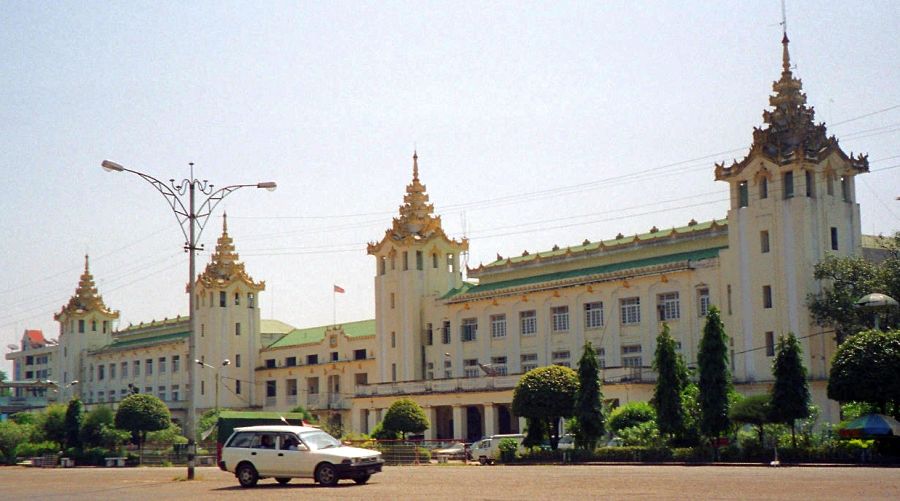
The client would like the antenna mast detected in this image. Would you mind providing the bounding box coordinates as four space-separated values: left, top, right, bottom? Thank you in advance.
461 211 469 271
781 0 787 34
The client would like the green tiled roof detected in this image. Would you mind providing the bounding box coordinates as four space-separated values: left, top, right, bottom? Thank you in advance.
481 218 727 270
93 331 190 353
116 316 188 333
261 319 296 335
445 246 725 300
267 319 376 349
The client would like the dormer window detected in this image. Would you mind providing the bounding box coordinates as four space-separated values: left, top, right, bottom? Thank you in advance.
738 181 749 208
783 171 794 198
759 177 768 199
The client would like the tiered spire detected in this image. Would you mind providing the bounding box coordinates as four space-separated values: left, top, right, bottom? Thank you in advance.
55 255 118 319
196 214 264 289
392 151 441 239
716 33 868 179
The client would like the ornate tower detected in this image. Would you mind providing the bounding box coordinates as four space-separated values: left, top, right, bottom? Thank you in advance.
55 255 119 400
367 153 468 383
193 215 265 410
716 33 869 384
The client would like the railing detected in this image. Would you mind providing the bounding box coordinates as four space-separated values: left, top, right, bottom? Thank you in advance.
0 396 49 408
286 394 298 406
306 393 320 407
327 394 349 409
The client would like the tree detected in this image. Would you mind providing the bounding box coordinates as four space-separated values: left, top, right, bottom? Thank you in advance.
0 370 8 397
573 342 604 450
0 420 29 465
39 404 67 446
769 333 810 446
80 406 116 448
698 306 731 442
114 394 171 455
64 398 84 450
512 365 579 450
728 394 771 444
828 328 900 416
381 398 429 439
809 233 900 342
653 323 685 440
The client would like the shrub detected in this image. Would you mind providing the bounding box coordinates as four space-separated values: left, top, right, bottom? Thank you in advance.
616 421 661 447
608 402 656 433
15 440 60 458
0 420 30 464
498 438 519 462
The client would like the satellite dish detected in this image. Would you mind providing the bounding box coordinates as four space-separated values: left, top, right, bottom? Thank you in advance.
6 344 18 350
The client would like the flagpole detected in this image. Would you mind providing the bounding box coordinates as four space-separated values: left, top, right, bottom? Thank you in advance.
333 285 336 327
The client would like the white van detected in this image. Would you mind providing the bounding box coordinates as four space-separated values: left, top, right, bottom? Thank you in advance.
469 434 525 465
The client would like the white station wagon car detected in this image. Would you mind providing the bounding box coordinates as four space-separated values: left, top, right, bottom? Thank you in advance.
220 425 384 487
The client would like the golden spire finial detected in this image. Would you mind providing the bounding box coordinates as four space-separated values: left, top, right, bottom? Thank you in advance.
781 31 791 75
223 212 228 234
84 254 90 273
412 150 419 181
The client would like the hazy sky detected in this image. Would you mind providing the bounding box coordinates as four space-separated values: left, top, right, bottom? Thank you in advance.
2 1 898 373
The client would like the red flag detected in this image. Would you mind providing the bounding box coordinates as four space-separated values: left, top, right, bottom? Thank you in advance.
333 284 345 294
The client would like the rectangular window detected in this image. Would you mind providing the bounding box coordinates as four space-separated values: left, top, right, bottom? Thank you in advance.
248 292 255 308
727 284 732 315
266 380 277 398
159 357 167 374
760 230 770 253
354 349 367 360
805 170 815 197
831 227 839 251
235 354 241 367
827 174 834 195
461 318 477 342
265 358 276 368
330 351 338 362
442 320 451 344
109 363 116 379
391 363 397 382
551 306 569 332
760 177 768 199
657 292 680 321
620 297 641 325
306 354 318 365
286 378 298 397
622 356 643 368
390 293 395 309
234 292 240 305
416 251 423 270
235 323 241 336
697 288 710 317
134 360 141 376
379 256 386 275
490 314 507 338
285 356 297 367
622 344 642 354
738 181 749 208
521 353 538 373
463 359 479 378
447 253 455 273
171 385 180 401
355 373 368 386
403 251 409 271
219 291 227 307
146 359 153 375
121 362 128 379
172 355 180 373
552 350 571 368
425 323 433 346
763 285 773 309
520 310 537 336
765 332 775 357
784 171 794 198
235 380 241 394
78 320 85 333
98 365 105 380
103 320 108 333
391 331 396 348
158 386 166 401
584 302 604 329
432 253 438 269
490 356 508 376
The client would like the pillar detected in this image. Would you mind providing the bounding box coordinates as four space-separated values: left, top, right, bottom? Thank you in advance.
483 404 496 437
518 416 527 435
452 405 466 440
368 408 379 433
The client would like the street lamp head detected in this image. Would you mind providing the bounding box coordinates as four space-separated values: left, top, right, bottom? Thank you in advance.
222 359 231 366
70 380 79 386
257 181 277 192
195 359 203 365
101 160 125 172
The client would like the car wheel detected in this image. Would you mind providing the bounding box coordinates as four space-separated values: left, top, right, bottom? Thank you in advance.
275 477 291 485
236 463 259 488
316 463 339 487
478 457 487 465
353 474 371 485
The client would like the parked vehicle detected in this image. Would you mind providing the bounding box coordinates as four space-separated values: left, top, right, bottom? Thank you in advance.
220 425 384 487
470 434 525 465
432 442 468 460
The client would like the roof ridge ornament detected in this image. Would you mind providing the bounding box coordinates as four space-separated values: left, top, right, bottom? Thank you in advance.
55 253 118 320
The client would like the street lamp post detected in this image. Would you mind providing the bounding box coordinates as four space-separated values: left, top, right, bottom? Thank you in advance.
196 358 231 412
101 159 275 480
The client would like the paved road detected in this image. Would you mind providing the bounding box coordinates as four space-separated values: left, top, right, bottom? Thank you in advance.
1 464 898 500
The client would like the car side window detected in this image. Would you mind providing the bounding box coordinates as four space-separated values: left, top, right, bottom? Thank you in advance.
254 434 276 449
227 432 254 448
281 433 300 450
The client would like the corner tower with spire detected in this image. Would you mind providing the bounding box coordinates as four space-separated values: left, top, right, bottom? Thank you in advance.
55 255 119 400
716 32 869 389
367 153 468 383
193 214 266 411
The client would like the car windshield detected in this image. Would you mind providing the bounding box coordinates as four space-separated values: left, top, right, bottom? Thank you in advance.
299 430 342 450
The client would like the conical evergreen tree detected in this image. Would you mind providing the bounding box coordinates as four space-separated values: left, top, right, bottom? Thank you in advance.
698 306 731 442
574 342 604 450
653 323 684 440
64 398 84 450
769 333 810 447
